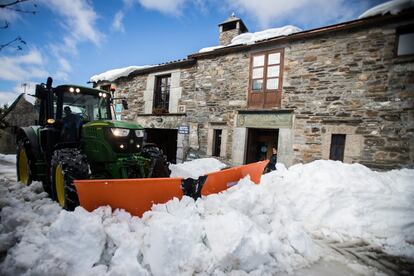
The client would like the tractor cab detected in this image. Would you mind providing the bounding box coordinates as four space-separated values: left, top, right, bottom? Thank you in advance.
35 78 113 149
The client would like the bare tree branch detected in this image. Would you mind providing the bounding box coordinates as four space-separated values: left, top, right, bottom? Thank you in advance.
0 0 31 8
0 0 36 14
0 0 35 51
0 36 26 51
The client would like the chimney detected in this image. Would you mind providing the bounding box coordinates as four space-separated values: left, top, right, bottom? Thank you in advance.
218 13 248 46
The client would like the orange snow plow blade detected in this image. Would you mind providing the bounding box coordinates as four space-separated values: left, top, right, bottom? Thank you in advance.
75 178 183 217
201 160 268 196
75 160 268 217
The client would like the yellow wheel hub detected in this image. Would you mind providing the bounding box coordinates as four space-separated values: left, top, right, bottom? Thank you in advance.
18 148 29 185
55 164 65 207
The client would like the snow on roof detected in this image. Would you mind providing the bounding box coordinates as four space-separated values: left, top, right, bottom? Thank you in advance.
231 25 303 45
198 45 226 53
198 25 302 53
359 0 414 19
89 65 153 83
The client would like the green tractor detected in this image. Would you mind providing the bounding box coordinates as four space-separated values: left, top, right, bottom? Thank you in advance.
16 77 170 210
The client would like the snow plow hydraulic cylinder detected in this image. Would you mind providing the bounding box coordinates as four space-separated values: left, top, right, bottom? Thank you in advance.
75 160 269 217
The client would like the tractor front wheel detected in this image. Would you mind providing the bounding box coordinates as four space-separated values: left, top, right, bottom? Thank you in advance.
51 148 89 211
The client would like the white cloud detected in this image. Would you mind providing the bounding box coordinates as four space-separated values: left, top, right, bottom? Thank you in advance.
37 0 104 82
223 0 363 28
111 0 189 31
0 91 20 106
0 49 48 82
54 57 72 81
112 10 125 32
41 0 103 46
0 82 37 106
138 0 188 16
0 7 19 23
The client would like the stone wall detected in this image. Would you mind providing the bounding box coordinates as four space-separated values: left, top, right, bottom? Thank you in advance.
112 75 148 120
282 25 414 169
183 53 250 162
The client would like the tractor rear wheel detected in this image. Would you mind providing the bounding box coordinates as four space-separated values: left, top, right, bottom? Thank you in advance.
51 148 89 211
16 140 32 185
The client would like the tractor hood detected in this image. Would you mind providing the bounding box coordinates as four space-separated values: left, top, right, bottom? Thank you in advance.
83 120 144 130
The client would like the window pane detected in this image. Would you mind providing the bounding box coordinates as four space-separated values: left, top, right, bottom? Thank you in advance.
267 65 279 78
252 79 263 91
253 55 265 67
253 67 264 78
266 78 279 90
268 53 280 65
398 32 414 56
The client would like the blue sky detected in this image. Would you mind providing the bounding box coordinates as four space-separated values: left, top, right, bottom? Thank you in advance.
0 0 388 106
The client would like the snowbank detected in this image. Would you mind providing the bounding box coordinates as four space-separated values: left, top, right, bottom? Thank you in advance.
261 160 414 257
0 154 16 164
1 159 413 275
0 154 16 181
90 65 153 83
198 25 302 53
359 0 414 19
169 157 227 178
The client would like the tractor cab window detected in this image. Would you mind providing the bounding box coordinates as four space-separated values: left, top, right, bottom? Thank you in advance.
59 92 111 121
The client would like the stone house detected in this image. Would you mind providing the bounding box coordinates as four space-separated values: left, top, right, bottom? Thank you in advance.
93 9 414 170
0 94 37 154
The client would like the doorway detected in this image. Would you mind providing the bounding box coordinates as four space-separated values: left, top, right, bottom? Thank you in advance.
329 134 346 161
245 128 278 164
144 128 178 163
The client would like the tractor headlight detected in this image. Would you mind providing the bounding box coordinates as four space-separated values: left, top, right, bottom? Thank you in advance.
111 128 130 137
135 129 144 137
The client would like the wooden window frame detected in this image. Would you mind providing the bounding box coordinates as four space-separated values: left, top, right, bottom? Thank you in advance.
153 74 171 114
248 49 284 108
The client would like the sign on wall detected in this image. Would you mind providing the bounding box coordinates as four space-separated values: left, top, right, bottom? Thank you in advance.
178 125 189 134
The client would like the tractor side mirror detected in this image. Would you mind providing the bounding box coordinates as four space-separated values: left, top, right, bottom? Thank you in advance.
122 99 129 110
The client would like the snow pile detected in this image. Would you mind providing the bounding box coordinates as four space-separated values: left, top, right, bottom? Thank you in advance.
0 162 320 275
359 0 414 19
90 65 153 83
169 157 227 178
198 25 302 53
0 154 15 164
0 154 16 181
262 160 414 257
1 159 413 275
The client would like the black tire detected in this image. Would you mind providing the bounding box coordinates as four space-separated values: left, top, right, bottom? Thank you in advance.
16 140 32 185
51 148 89 211
141 145 171 178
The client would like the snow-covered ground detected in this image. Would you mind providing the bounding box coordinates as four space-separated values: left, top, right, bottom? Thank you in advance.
0 154 413 275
